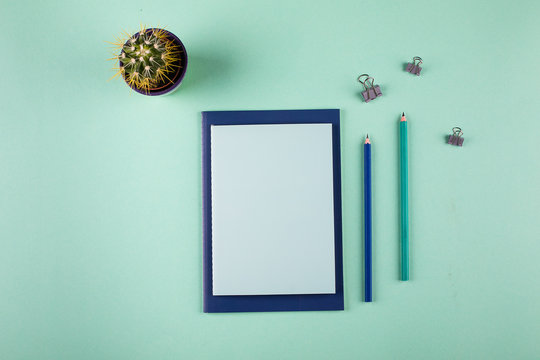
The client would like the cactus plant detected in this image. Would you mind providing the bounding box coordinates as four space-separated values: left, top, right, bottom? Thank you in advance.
109 27 183 94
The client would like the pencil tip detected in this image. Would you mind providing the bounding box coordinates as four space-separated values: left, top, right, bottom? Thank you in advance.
365 135 371 144
402 112 405 117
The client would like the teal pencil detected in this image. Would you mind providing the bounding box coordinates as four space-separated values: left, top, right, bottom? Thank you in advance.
400 112 409 281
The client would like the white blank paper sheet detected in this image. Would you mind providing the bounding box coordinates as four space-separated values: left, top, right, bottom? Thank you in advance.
210 123 336 296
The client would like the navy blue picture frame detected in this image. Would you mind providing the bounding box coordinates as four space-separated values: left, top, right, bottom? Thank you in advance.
202 109 343 313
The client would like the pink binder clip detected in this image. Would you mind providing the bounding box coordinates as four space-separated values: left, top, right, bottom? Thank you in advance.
448 127 464 146
358 74 382 103
406 56 423 76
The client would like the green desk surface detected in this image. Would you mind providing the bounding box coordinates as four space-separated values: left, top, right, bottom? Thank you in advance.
1 0 539 359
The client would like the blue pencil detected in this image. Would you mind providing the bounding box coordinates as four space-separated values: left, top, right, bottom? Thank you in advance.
364 135 372 302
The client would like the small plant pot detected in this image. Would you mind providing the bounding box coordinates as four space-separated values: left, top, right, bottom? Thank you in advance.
119 28 188 96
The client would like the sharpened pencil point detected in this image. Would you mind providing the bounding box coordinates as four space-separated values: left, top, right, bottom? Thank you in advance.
401 113 407 122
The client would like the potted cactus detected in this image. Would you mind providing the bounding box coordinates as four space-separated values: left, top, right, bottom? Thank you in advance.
109 27 187 95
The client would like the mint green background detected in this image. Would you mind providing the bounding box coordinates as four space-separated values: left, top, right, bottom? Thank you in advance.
1 0 540 359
